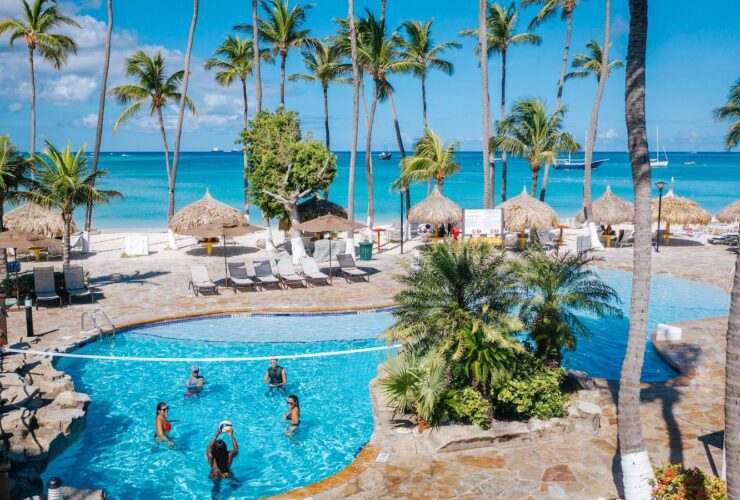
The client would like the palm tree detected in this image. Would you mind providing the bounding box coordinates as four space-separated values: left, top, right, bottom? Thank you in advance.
714 78 740 150
618 0 655 496
516 248 621 367
345 0 360 257
237 0 315 107
0 0 79 179
460 3 540 202
109 51 197 223
564 40 623 83
479 0 493 208
0 136 34 275
491 99 577 196
289 40 349 150
252 0 263 112
84 0 113 234
522 0 579 202
398 19 461 128
33 141 121 265
395 128 460 193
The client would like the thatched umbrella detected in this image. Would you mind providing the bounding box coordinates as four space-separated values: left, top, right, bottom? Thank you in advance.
408 187 462 237
3 203 76 238
575 185 633 225
651 189 711 245
495 187 559 237
716 199 740 224
169 189 244 236
297 195 347 222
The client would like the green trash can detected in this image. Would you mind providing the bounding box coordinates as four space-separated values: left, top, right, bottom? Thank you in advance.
358 241 373 261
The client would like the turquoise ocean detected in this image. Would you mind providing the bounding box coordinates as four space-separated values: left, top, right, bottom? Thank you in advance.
86 151 740 230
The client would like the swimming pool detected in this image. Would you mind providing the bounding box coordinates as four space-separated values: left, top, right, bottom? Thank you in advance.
42 270 729 498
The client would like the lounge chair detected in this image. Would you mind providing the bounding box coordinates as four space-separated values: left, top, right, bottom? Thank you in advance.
277 258 307 288
69 233 84 254
188 264 218 296
337 253 369 283
617 229 634 248
253 260 282 290
46 245 63 261
299 256 330 286
64 265 94 305
33 266 62 309
227 262 257 293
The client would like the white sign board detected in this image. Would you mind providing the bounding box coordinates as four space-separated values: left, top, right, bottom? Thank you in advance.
124 234 149 256
463 209 504 237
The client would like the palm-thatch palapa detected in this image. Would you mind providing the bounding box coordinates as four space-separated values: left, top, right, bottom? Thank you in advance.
408 186 463 232
495 186 559 233
716 199 740 224
651 189 711 245
575 185 633 225
169 189 244 236
297 195 348 223
3 203 76 238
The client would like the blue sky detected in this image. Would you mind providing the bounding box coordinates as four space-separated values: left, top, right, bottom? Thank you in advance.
0 0 738 152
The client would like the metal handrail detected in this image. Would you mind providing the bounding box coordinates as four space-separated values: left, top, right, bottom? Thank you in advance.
81 308 116 340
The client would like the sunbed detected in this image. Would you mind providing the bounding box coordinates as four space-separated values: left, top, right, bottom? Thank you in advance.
299 256 330 286
617 229 634 248
64 265 94 305
277 258 307 288
33 266 62 309
337 253 369 283
188 264 219 296
227 262 257 293
253 260 282 290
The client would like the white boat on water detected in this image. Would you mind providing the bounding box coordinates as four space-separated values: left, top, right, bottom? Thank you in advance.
650 127 669 168
212 146 221 153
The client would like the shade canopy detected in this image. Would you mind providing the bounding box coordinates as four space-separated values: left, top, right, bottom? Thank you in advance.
495 187 559 231
186 218 264 238
575 185 634 225
716 199 740 223
293 214 365 233
297 195 348 222
407 186 463 226
3 203 76 238
0 229 60 250
169 189 244 235
651 189 711 225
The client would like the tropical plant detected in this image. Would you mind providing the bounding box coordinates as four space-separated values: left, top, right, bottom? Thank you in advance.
651 464 726 500
345 0 360 257
515 248 622 367
237 0 315 106
443 387 491 428
108 50 198 221
289 39 350 150
0 135 34 274
84 0 113 234
564 40 623 83
394 128 460 193
0 0 79 178
714 78 740 150
460 2 541 202
478 0 493 208
398 19 460 128
33 141 122 265
618 0 656 496
491 99 577 197
494 354 569 420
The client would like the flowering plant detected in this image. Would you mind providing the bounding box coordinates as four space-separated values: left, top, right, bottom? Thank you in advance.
651 464 726 499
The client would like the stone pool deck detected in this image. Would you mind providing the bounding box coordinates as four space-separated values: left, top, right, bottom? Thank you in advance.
0 231 735 498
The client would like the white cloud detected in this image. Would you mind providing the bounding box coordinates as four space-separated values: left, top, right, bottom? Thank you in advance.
7 102 22 112
598 128 619 140
41 74 97 104
80 113 98 128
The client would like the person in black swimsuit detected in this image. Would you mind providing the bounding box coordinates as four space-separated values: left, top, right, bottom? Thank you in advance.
263 358 287 390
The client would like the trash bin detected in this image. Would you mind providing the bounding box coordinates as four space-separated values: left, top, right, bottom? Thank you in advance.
358 241 373 261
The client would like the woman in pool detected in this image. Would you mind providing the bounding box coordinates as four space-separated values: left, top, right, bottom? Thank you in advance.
283 395 300 436
154 402 173 447
206 425 239 479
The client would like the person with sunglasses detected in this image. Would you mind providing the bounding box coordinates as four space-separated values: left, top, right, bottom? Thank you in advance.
283 395 300 436
154 402 173 447
185 365 206 396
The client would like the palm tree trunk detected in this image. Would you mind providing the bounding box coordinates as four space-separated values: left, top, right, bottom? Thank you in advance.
62 216 71 266
170 0 198 221
500 48 508 202
380 0 386 23
156 106 172 203
387 92 406 158
280 51 287 106
241 76 250 221
346 0 359 257
726 249 740 498
28 45 36 181
85 0 113 232
253 0 262 112
0 202 6 277
530 163 539 197
618 1 654 497
479 0 492 209
323 84 330 149
421 71 428 128
365 82 379 228
583 0 611 222
538 164 550 201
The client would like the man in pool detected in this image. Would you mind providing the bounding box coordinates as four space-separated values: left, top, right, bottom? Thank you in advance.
263 358 287 391
185 365 206 396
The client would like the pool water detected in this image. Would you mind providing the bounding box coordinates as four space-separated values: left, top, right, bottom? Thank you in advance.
43 271 729 498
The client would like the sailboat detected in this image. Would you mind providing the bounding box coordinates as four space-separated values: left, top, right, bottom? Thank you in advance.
554 131 609 170
650 127 669 167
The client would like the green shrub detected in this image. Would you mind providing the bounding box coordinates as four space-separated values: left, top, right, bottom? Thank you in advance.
651 463 726 499
493 355 569 420
444 388 491 429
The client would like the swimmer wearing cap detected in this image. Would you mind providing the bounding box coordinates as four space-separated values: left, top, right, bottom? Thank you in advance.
185 365 206 395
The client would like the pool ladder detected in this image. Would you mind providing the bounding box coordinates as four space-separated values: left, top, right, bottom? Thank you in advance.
81 308 116 341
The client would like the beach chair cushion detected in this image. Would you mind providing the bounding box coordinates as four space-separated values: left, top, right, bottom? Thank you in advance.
253 261 280 284
337 254 368 277
277 259 306 286
299 257 329 280
227 262 255 286
189 264 217 289
34 267 58 295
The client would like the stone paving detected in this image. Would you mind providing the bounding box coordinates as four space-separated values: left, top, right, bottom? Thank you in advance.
1 231 735 499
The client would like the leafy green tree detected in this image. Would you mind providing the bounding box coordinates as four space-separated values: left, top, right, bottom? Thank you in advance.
108 50 197 221
515 248 622 367
714 78 740 150
241 109 336 262
0 135 34 275
564 40 623 82
395 128 460 193
0 0 79 178
490 98 577 196
33 140 122 265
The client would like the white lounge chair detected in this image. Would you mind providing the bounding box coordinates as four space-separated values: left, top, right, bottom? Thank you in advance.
33 266 61 309
64 265 94 305
277 258 307 288
46 245 63 261
337 253 369 283
617 229 634 247
253 260 282 290
188 264 218 296
299 256 330 286
227 262 257 293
